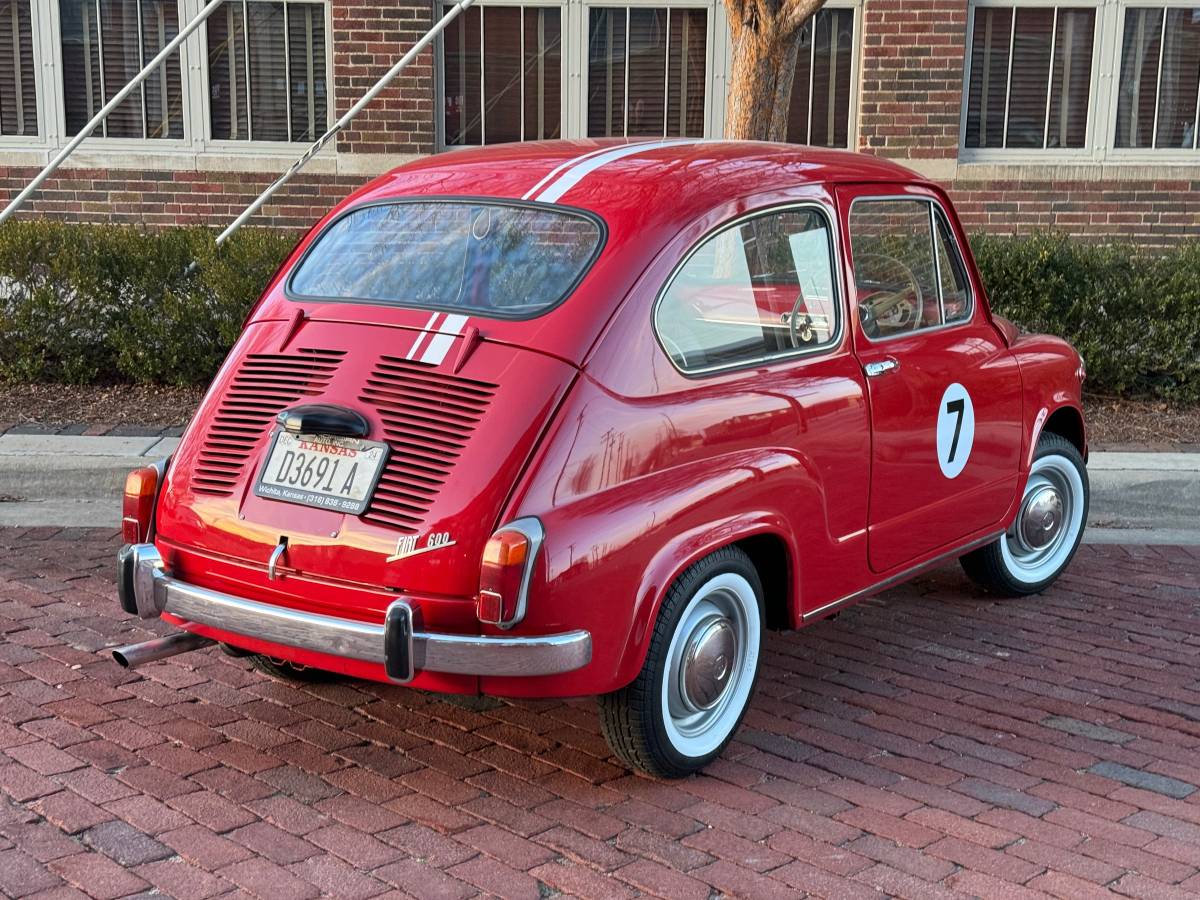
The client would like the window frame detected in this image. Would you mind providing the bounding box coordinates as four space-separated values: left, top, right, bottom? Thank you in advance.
434 0 569 149
959 0 1105 162
651 200 845 378
198 0 335 153
283 195 609 321
961 0 1200 162
786 3 861 148
1106 0 1200 159
846 194 976 345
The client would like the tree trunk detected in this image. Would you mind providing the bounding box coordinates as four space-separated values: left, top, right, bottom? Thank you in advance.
723 0 826 141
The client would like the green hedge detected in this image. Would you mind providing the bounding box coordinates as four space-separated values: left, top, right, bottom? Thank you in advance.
0 222 294 385
972 233 1200 402
0 222 1197 400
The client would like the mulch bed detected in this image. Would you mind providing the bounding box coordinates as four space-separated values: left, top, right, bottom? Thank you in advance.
0 382 1196 446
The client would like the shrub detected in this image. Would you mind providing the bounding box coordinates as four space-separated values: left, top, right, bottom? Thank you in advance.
971 233 1200 402
0 222 1196 400
0 222 293 385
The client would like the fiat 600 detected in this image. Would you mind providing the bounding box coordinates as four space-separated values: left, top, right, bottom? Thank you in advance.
113 140 1088 777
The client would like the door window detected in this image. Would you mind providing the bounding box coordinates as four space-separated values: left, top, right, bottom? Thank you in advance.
655 206 840 373
848 198 973 340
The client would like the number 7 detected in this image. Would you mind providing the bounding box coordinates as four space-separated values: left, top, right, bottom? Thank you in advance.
945 399 965 463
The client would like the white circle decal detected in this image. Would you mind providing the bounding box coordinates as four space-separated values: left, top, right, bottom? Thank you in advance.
936 382 975 479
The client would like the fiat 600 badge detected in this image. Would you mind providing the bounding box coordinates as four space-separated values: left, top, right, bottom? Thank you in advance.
113 140 1089 777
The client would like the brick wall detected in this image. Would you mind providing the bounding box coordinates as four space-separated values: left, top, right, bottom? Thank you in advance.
947 176 1200 246
857 0 968 159
332 0 435 155
0 168 367 230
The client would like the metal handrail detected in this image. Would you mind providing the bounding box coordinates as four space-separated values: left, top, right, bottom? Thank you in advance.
216 0 476 246
0 0 228 226
1 0 477 246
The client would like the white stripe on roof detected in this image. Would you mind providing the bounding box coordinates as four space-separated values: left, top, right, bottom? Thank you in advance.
528 139 700 204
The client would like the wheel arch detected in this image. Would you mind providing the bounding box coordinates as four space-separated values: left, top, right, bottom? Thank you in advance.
1041 404 1086 459
613 516 800 688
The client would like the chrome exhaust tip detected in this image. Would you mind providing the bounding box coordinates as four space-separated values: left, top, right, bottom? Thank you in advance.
111 632 215 668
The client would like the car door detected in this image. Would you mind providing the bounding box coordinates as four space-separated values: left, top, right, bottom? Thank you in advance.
837 185 1023 574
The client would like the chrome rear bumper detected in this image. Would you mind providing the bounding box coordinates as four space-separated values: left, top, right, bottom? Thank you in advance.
117 543 591 683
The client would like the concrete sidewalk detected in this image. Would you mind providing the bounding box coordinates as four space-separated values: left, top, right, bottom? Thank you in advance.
0 434 1197 543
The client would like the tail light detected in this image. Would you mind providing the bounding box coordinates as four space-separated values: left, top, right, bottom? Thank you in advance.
122 465 161 543
476 518 544 629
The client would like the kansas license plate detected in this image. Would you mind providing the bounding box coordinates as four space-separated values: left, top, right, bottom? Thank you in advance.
254 431 388 515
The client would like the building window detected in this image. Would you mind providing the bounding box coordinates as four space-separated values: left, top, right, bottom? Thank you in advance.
787 7 854 147
964 5 1096 149
0 1 35 135
59 0 184 139
442 4 561 146
1115 7 1200 150
206 0 328 142
586 7 706 138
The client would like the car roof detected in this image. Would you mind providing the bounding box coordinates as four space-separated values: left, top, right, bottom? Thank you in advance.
348 139 928 226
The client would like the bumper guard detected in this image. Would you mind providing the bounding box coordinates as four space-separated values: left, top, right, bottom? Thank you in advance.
118 543 591 683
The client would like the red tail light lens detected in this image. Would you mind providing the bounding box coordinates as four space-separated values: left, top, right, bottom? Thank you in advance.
122 466 159 543
477 519 543 628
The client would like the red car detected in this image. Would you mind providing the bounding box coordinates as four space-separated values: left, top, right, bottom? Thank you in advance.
113 140 1089 777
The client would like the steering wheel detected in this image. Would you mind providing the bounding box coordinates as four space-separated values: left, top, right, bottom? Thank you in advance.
855 253 924 337
786 285 817 349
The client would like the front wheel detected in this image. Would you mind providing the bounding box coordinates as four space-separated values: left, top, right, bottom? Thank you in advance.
961 432 1088 596
599 546 763 778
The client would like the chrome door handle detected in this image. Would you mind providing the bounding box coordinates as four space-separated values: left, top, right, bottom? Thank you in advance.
864 358 900 377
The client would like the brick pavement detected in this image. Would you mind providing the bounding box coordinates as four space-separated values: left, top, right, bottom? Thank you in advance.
0 527 1198 899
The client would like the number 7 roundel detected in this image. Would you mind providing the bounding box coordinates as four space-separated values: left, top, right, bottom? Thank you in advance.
937 383 975 479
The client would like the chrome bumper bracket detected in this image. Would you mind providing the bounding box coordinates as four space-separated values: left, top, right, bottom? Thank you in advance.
116 544 591 681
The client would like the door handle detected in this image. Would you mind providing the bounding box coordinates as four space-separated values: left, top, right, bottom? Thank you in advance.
864 358 900 378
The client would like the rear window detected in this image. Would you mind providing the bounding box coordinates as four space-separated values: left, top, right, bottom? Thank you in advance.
288 201 603 318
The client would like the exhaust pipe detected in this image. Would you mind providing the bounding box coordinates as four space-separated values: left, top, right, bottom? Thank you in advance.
111 632 215 668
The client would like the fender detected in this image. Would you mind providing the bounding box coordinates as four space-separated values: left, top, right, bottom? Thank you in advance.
481 447 816 697
616 510 795 687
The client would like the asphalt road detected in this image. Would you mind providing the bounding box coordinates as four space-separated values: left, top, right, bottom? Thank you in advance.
0 435 1195 544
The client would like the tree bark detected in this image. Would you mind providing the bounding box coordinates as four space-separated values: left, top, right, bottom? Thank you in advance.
723 0 826 141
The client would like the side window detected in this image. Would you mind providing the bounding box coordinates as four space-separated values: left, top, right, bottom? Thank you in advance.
655 207 840 373
849 198 973 339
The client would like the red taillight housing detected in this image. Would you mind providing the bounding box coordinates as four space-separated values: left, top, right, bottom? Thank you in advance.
122 466 160 543
477 519 543 628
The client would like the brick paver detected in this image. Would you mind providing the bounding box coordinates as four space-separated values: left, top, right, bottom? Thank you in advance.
0 526 1198 899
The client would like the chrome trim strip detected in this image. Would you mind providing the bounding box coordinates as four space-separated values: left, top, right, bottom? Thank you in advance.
802 531 1003 622
123 546 591 678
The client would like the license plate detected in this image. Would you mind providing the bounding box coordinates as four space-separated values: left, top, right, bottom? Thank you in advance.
254 431 388 515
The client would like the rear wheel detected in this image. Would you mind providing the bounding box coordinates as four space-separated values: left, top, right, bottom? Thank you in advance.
599 546 763 778
961 432 1088 596
248 655 338 682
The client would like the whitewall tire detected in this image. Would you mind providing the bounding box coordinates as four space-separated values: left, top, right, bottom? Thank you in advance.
961 432 1088 596
599 546 764 778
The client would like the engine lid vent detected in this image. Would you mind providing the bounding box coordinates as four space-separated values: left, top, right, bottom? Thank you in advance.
193 348 346 497
359 356 497 532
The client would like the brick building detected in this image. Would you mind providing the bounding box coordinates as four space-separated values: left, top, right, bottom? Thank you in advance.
0 0 1195 243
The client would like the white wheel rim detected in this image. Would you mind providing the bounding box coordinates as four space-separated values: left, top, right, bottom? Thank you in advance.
661 572 760 759
1001 453 1085 584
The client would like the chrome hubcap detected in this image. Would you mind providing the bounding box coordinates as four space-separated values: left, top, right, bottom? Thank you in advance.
1019 485 1063 549
1005 457 1080 575
679 615 737 711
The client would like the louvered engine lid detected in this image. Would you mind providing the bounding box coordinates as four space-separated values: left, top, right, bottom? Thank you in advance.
154 317 577 601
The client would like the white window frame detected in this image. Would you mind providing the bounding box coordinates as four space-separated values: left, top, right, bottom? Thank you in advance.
196 0 335 156
1106 0 1200 159
0 0 334 166
434 0 570 149
435 0 862 149
959 0 1106 163
961 0 1200 162
0 0 50 149
785 1 861 148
